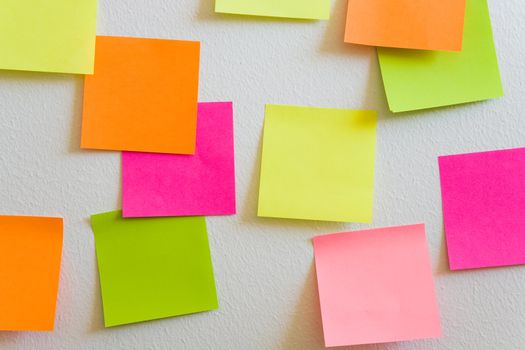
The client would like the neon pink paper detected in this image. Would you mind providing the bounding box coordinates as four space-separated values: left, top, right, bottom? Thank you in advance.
439 147 525 270
122 102 236 218
312 224 441 347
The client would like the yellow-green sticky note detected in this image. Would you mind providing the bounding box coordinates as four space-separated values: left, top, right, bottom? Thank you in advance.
91 211 218 327
0 0 97 74
215 0 330 20
378 0 503 113
258 105 377 223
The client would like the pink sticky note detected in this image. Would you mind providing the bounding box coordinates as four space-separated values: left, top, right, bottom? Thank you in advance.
438 147 525 270
313 224 441 347
122 102 236 217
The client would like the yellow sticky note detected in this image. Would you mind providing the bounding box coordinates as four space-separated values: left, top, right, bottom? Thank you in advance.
0 0 97 74
215 0 330 20
258 105 377 223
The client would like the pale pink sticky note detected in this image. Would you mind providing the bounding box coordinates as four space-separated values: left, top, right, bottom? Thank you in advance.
122 102 236 217
438 147 525 270
312 224 441 347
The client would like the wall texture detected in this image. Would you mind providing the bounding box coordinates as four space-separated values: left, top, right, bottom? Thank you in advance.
0 0 524 349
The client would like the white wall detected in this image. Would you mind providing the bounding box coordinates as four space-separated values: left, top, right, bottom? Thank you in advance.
0 0 524 349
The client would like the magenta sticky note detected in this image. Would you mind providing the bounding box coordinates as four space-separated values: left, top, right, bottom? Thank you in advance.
438 147 525 270
313 224 441 347
122 102 236 218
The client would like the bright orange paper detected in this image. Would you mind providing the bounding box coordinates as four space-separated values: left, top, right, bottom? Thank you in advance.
81 36 200 154
0 216 63 331
345 0 466 51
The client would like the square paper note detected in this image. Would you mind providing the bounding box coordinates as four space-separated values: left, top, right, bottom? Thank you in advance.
215 0 330 20
378 0 503 112
122 102 235 218
81 36 200 154
0 0 96 74
91 211 218 327
439 147 525 270
258 105 376 223
345 0 466 51
313 224 441 347
0 216 63 331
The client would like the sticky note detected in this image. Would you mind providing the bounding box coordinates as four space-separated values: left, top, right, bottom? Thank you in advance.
345 0 466 51
215 0 330 20
0 0 96 74
439 148 525 270
0 216 63 331
81 36 200 154
378 0 503 112
122 102 236 218
91 211 218 327
313 224 441 347
345 0 465 51
258 105 376 223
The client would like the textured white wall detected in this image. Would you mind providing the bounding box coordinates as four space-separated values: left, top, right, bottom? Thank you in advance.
1 0 524 349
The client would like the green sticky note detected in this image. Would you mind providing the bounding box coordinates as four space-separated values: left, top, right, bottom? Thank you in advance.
378 0 503 113
91 211 218 327
258 105 377 223
215 0 330 20
0 0 97 74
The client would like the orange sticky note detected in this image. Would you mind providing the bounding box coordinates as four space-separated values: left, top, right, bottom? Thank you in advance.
0 216 63 331
81 36 200 154
345 0 466 51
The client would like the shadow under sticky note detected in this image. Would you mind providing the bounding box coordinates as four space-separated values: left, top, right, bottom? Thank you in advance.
122 102 236 218
345 0 466 51
0 215 63 331
91 211 218 327
257 105 376 223
378 0 503 112
438 147 525 270
313 224 441 347
215 0 330 20
81 36 200 154
0 0 96 74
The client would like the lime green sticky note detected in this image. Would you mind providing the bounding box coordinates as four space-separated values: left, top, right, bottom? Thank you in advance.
0 0 97 74
215 0 330 20
91 211 218 327
378 0 503 113
258 105 377 223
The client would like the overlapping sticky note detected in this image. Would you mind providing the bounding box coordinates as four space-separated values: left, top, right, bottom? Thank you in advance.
215 0 330 20
378 0 503 112
258 105 376 223
313 224 441 347
91 211 218 327
0 215 63 331
81 36 200 154
439 147 525 270
345 0 466 51
0 0 97 74
122 102 236 218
